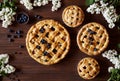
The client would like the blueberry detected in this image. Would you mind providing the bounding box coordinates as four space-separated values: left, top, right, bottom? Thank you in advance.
41 39 47 44
8 38 14 42
43 51 49 56
84 35 87 38
8 29 14 33
15 30 23 34
87 29 92 33
34 15 43 19
39 27 45 33
7 34 12 38
19 17 22 20
89 41 93 45
94 48 98 51
87 29 96 35
19 45 24 48
35 34 39 38
37 16 42 19
52 49 57 54
12 35 17 38
36 45 41 49
46 43 51 49
51 27 55 31
17 35 23 38
97 42 99 44
45 32 49 37
89 37 94 41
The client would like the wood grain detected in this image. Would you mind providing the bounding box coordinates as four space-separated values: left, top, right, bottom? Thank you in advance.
0 0 120 81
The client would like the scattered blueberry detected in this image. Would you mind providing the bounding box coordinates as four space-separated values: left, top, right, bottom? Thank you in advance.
15 30 23 34
34 15 43 19
17 35 23 38
8 38 14 42
7 34 12 38
41 39 47 44
8 29 14 33
19 45 24 48
12 35 17 38
14 52 18 54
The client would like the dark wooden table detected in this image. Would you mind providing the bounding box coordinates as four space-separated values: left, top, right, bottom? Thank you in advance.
0 0 120 81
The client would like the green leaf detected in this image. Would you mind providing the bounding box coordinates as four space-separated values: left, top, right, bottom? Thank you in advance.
0 71 7 77
108 69 120 81
9 2 15 7
118 43 120 48
103 0 109 3
85 0 95 6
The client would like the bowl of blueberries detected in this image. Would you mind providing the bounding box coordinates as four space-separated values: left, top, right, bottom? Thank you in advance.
16 12 29 24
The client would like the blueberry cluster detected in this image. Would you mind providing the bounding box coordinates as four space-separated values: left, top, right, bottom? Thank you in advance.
17 13 29 24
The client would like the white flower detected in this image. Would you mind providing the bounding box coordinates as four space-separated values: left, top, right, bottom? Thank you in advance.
87 3 101 14
102 50 120 69
23 0 61 11
0 7 16 28
108 67 114 72
20 0 33 10
51 0 61 11
0 54 15 76
0 54 9 64
3 64 16 74
86 0 118 29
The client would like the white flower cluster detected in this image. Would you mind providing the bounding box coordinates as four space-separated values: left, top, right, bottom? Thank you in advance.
0 7 16 28
87 0 118 28
51 0 61 11
0 54 15 76
20 0 61 11
102 49 120 72
33 0 50 6
20 0 33 10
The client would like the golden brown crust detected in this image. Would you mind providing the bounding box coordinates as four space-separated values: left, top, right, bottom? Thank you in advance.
26 19 70 65
62 5 84 28
77 22 109 56
77 57 100 79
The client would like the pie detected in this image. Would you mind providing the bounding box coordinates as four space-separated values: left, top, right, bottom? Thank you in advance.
26 19 70 65
77 57 100 79
77 22 109 55
62 5 84 28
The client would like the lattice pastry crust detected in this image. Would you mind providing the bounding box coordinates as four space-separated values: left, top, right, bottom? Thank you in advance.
77 57 100 79
62 5 84 28
77 22 109 55
26 19 70 65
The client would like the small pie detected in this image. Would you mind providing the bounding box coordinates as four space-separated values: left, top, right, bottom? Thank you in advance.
77 22 109 55
62 5 84 28
77 57 100 79
26 19 70 65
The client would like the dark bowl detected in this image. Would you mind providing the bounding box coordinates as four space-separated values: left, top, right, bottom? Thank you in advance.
16 12 29 24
